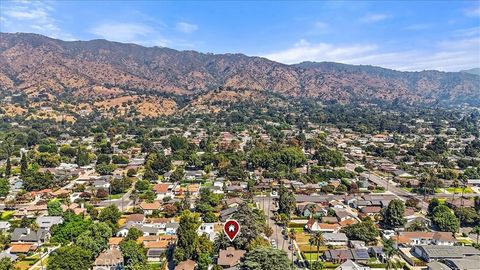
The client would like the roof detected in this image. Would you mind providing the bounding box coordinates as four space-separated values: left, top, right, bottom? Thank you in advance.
9 243 34 253
153 183 170 194
335 260 371 270
323 233 349 242
444 256 480 270
108 237 124 246
415 245 480 259
175 259 196 270
11 228 48 242
360 206 382 214
393 231 456 243
139 201 161 210
427 261 451 270
93 249 123 266
217 247 246 267
125 214 145 223
36 216 63 228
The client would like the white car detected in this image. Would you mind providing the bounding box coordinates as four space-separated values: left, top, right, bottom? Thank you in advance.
270 239 277 248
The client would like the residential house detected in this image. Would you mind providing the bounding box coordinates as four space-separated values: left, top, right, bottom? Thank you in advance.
413 246 480 262
217 247 246 269
335 260 371 270
153 183 174 199
117 222 161 237
175 259 196 270
93 180 110 190
323 249 370 264
0 222 11 232
139 201 161 216
323 233 349 246
443 256 480 270
92 248 124 270
11 228 49 244
393 232 456 247
125 214 146 224
220 207 238 221
35 216 63 231
306 219 340 233
165 222 179 235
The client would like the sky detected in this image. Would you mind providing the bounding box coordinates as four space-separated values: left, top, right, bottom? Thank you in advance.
0 0 479 72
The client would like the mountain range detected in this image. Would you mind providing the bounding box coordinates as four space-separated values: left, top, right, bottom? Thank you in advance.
0 32 479 105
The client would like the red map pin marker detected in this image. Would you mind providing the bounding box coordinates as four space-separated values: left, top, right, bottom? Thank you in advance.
224 219 240 242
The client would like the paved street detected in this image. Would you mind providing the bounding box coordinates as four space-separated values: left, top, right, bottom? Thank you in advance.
255 195 305 269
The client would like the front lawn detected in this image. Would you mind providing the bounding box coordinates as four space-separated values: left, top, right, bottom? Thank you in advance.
0 211 14 220
108 193 124 200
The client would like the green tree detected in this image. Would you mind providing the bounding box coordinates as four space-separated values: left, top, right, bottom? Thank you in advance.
428 198 441 216
232 203 267 249
341 219 379 244
76 147 91 166
432 205 459 233
50 213 92 244
125 227 143 241
95 163 116 175
383 238 399 270
278 183 295 218
76 222 112 260
309 231 324 264
47 245 91 270
241 247 290 270
98 204 121 230
381 199 406 228
175 210 201 262
0 179 9 198
0 257 14 270
1 134 15 178
20 153 28 176
120 240 147 268
213 232 231 253
472 226 480 245
454 207 479 226
47 200 63 216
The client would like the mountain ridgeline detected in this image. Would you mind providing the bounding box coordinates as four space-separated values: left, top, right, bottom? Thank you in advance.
0 32 479 105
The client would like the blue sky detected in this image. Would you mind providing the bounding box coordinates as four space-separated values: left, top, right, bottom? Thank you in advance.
1 0 479 71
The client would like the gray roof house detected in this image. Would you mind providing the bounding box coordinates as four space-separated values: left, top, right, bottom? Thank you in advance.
11 228 49 243
165 222 180 234
117 222 161 237
36 216 64 231
323 233 349 246
413 246 480 262
0 222 11 232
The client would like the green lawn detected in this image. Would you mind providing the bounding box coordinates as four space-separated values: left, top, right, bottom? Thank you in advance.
108 193 124 200
302 252 322 261
435 187 474 194
0 211 14 220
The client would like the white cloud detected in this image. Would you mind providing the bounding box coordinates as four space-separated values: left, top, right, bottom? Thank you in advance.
89 23 156 43
464 6 480 17
176 22 198 33
262 35 480 71
88 22 200 49
404 23 431 31
264 39 377 64
1 1 73 40
360 13 390 23
314 21 329 29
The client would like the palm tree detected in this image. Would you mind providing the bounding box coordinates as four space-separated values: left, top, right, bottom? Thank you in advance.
213 232 230 253
289 229 296 268
0 133 15 177
472 226 480 245
383 238 399 270
309 231 324 264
